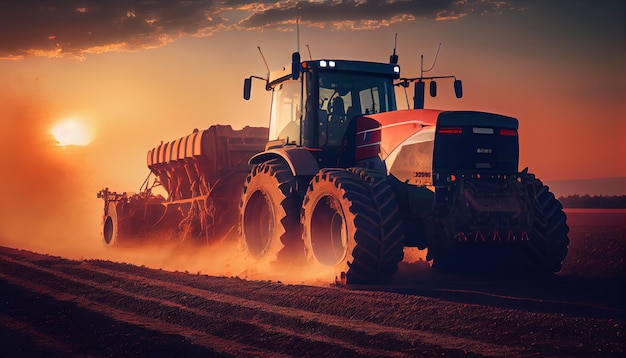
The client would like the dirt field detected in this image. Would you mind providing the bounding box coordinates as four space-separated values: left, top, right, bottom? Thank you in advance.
0 209 623 357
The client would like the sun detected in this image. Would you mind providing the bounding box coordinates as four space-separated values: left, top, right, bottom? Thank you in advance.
51 117 92 146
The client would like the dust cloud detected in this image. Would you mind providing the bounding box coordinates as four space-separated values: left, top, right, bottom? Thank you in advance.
0 93 102 257
97 239 337 286
0 93 337 286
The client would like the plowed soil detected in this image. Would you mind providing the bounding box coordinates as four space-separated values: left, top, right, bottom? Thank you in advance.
1 210 624 357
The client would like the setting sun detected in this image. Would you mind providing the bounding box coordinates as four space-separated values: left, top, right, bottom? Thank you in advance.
51 117 92 146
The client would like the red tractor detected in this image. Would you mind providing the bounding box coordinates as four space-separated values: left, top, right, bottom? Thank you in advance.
98 50 569 284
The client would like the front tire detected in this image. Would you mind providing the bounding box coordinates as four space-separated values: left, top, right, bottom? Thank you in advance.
239 159 303 262
301 169 405 284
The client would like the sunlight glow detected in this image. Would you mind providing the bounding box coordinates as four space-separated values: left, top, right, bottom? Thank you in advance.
51 117 92 146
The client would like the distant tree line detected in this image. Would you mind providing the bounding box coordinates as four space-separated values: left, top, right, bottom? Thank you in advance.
557 195 626 209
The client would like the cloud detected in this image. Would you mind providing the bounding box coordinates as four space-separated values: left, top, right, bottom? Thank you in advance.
0 0 227 59
0 0 524 59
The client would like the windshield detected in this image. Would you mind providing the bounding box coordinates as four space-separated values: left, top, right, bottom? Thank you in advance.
318 71 396 117
269 80 301 143
317 71 396 146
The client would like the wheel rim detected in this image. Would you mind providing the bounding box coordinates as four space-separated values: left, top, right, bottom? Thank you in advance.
243 190 274 256
310 195 348 266
103 216 114 245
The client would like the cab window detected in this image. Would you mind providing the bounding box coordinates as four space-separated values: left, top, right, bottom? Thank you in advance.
269 80 301 144
317 71 396 146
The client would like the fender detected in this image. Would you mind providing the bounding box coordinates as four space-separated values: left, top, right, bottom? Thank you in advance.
249 146 320 177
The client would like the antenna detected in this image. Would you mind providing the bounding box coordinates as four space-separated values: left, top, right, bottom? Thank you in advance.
390 33 398 64
257 46 270 74
295 7 301 53
306 44 312 60
421 42 441 77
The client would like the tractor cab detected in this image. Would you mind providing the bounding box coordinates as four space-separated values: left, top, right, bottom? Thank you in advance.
245 53 400 167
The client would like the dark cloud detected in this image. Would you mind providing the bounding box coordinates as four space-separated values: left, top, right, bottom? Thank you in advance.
0 0 227 59
236 0 525 30
240 1 451 29
0 0 523 59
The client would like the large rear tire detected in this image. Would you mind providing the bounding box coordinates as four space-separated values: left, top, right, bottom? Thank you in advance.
431 175 570 278
523 174 570 276
239 159 303 262
301 169 405 284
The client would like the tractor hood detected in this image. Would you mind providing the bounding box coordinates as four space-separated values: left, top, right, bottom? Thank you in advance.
355 109 441 161
357 109 520 185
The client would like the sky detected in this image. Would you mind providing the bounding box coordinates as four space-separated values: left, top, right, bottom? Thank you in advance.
0 1 624 256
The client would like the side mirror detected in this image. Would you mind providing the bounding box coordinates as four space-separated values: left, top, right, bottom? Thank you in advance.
243 77 252 100
429 81 437 97
413 80 425 109
454 79 463 98
291 52 301 80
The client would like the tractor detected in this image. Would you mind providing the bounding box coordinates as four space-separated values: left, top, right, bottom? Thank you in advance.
98 49 569 284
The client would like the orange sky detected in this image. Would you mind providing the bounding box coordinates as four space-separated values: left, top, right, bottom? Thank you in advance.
0 0 624 195
0 0 623 271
